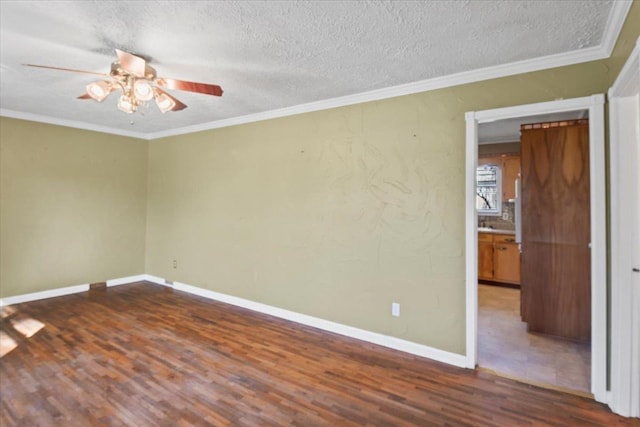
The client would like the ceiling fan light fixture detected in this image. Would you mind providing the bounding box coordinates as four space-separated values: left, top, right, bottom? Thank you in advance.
117 95 136 114
25 49 222 116
133 80 154 101
155 92 176 113
86 80 111 102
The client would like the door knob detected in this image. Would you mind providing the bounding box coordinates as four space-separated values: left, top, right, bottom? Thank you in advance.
633 268 640 273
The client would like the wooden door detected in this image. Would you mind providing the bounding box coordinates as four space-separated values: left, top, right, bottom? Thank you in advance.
520 121 591 341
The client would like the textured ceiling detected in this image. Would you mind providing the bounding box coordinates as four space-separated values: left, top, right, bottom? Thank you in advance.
0 1 628 139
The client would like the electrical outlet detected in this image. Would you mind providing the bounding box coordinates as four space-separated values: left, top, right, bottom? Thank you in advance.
172 260 178 269
392 302 400 317
502 212 509 220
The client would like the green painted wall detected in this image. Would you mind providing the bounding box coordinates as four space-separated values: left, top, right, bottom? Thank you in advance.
145 4 639 355
608 1 640 86
145 64 607 355
0 118 148 297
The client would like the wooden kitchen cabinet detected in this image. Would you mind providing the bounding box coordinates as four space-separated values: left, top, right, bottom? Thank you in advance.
479 154 520 202
502 155 520 201
478 232 520 285
478 155 501 168
493 244 520 284
478 241 494 281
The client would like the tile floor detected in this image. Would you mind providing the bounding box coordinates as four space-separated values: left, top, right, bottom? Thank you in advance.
478 284 591 394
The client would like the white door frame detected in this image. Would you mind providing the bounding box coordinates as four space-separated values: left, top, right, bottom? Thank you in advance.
609 37 640 418
464 94 607 403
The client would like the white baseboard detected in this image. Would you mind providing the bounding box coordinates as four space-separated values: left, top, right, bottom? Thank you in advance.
1 273 149 304
168 279 467 368
0 274 467 368
142 274 171 286
0 283 89 306
106 274 148 287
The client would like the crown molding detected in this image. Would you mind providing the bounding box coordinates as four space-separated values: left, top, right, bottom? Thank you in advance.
147 45 611 140
1 3 632 141
0 109 148 140
601 0 634 56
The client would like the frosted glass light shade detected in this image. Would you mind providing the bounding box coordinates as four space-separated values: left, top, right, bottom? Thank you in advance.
133 80 154 101
155 92 176 113
117 95 135 114
86 81 111 102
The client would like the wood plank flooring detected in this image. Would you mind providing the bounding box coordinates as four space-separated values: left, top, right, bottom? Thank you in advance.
0 282 636 426
478 284 591 394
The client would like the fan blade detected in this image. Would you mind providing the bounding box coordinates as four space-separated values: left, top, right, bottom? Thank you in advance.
155 87 188 111
23 64 109 77
157 78 223 97
115 49 146 78
77 93 92 99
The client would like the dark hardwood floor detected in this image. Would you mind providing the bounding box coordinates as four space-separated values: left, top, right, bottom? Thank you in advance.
0 282 636 426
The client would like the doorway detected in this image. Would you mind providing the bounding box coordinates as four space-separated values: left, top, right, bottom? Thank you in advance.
476 283 591 393
464 95 607 403
476 112 591 395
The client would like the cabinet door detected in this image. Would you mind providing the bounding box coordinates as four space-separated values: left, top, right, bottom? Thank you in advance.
494 243 520 284
479 155 501 168
502 155 520 201
478 241 494 280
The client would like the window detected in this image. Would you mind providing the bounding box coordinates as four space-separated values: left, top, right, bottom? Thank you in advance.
476 164 501 215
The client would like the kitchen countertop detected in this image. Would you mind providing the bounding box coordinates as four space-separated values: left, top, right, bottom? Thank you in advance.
478 227 516 235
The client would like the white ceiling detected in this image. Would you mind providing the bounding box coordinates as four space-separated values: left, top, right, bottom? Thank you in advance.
0 1 631 139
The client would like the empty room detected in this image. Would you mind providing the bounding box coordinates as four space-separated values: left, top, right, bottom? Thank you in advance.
1 1 639 425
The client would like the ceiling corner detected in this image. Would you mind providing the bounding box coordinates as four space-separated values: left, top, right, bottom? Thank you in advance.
600 0 634 56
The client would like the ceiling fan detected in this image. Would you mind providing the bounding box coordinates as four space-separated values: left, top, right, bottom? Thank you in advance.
24 49 223 114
